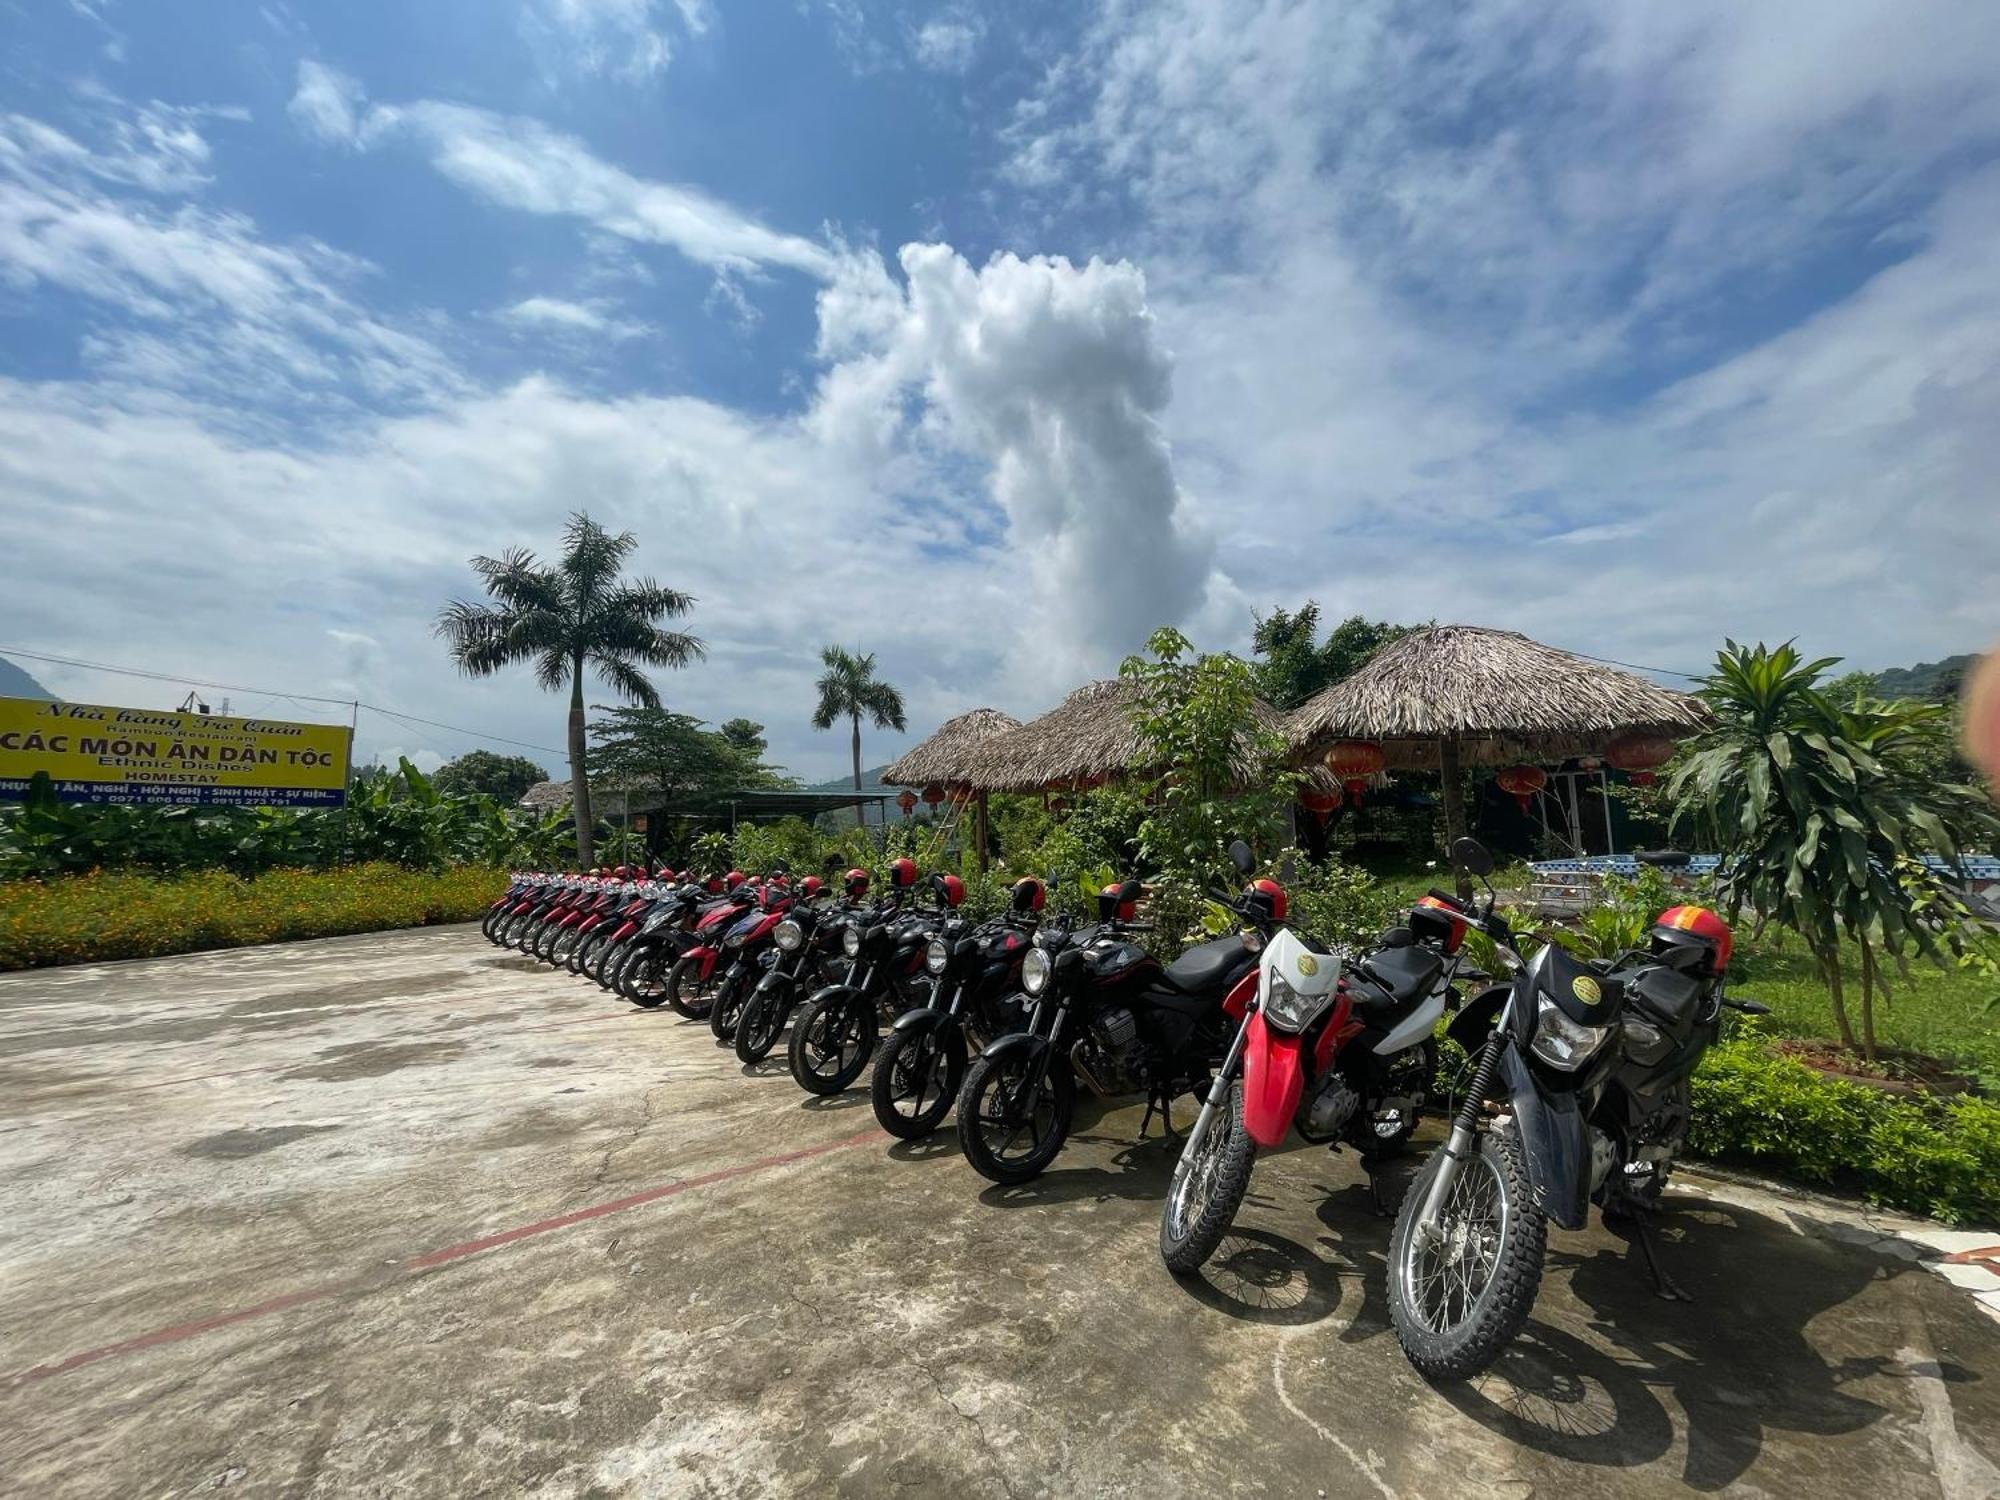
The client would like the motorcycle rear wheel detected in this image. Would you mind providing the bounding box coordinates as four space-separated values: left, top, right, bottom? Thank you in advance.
788 994 876 1096
870 1020 967 1139
1160 1080 1256 1274
956 1051 1074 1185
666 956 721 1019
1387 1124 1544 1383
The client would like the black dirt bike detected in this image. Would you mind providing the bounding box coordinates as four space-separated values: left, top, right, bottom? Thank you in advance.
1386 838 1768 1382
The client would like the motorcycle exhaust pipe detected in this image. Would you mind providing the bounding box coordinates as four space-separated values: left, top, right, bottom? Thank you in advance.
1067 1040 1114 1098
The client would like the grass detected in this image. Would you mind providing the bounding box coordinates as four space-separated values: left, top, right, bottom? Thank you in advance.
0 864 510 970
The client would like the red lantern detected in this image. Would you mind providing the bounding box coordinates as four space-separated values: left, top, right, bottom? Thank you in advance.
1298 787 1341 815
1322 740 1386 805
1605 730 1675 776
897 789 918 817
948 785 972 809
921 783 945 807
1495 764 1547 814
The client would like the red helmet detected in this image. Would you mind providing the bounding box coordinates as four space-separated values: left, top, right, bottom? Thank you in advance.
801 875 823 898
704 875 724 894
1100 882 1138 923
938 874 965 908
656 867 678 881
1412 894 1467 953
590 867 604 877
1652 905 1733 974
1246 877 1288 924
724 870 746 890
844 867 871 898
887 857 918 889
1010 876 1046 914
613 865 630 879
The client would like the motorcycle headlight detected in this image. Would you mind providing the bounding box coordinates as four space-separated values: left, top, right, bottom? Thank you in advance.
925 937 949 975
1022 946 1051 996
1262 972 1330 1034
774 918 803 952
1529 993 1616 1071
842 925 862 958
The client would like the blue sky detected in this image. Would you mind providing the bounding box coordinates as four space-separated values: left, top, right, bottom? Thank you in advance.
3 0 1998 782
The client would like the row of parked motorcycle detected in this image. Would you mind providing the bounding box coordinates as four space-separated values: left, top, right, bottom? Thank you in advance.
480 837 1765 1382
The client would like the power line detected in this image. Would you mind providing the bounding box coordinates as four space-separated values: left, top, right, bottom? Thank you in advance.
1561 647 1706 682
0 646 566 758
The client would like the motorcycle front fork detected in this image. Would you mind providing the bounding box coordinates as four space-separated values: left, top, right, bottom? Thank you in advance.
1169 1015 1252 1189
1413 1030 1506 1239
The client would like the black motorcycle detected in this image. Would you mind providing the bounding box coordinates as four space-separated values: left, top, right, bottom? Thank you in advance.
607 878 735 1007
868 877 1044 1139
954 870 1278 1187
1386 838 1768 1382
787 873 945 1097
734 873 871 1065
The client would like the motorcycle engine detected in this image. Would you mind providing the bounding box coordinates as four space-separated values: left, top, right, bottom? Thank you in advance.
1075 1007 1146 1095
1588 1126 1617 1197
1299 1072 1360 1140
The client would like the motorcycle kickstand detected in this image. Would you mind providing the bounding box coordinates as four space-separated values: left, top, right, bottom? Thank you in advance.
1137 1089 1176 1140
1628 1215 1693 1302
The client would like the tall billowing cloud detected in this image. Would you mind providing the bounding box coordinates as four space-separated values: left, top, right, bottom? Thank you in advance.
817 245 1213 676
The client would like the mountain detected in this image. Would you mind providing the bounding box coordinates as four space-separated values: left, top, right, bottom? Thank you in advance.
1871 653 1979 702
0 656 55 701
805 764 896 798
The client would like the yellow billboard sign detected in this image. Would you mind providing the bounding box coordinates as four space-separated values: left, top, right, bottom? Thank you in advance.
0 697 352 807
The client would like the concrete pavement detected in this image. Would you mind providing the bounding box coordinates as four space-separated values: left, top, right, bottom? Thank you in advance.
2 926 1997 1497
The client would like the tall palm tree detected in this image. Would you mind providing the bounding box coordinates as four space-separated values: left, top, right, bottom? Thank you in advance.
436 512 703 865
811 646 906 828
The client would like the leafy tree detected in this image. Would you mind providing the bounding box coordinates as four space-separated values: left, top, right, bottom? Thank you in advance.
589 708 758 803
1667 641 2000 1060
435 512 703 865
810 646 906 826
718 718 768 758
1250 602 1414 711
432 750 549 803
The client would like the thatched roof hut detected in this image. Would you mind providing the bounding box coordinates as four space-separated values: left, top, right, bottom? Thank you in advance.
1286 624 1707 770
965 677 1323 795
880 707 1022 788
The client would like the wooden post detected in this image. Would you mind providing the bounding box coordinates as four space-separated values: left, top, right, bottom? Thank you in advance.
975 789 990 875
1440 735 1472 902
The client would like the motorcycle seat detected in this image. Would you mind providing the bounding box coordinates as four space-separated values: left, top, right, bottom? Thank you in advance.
1158 936 1251 997
1355 944 1443 1009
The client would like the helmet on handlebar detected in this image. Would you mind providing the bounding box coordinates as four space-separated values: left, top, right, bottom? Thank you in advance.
655 867 678 881
937 874 965 908
612 865 629 879
1243 877 1288 924
1099 882 1138 923
1411 894 1466 953
1651 905 1732 974
724 870 746 890
844 867 871 898
1010 876 1046 914
887 857 918 890
800 875 823 898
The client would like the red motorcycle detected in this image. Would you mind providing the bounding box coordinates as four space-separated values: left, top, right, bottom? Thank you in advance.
664 872 764 1018
708 877 817 1043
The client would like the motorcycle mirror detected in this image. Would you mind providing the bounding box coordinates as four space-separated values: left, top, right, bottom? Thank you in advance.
1227 839 1254 875
1449 837 1494 877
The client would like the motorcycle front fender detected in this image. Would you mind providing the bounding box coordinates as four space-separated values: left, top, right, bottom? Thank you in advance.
683 946 720 982
1239 1010 1305 1149
1499 1041 1590 1231
892 1005 948 1036
805 982 863 1017
977 1029 1050 1067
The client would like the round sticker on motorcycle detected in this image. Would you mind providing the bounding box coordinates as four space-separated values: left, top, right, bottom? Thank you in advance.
1572 975 1602 1004
1297 953 1319 977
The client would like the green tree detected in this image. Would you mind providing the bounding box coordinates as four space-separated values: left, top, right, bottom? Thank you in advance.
432 750 549 803
1667 641 2000 1060
810 646 906 827
718 718 768 759
1250 602 1413 711
435 512 703 866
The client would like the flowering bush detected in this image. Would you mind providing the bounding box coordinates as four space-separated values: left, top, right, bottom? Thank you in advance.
0 864 508 970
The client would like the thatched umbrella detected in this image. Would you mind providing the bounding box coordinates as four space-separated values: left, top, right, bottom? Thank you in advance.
881 707 1021 871
1287 624 1708 886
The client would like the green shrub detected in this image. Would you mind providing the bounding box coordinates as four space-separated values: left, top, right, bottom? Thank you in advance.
0 864 508 970
1689 1033 2000 1225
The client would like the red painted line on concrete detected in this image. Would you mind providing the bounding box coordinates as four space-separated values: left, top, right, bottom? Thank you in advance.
4 1127 883 1388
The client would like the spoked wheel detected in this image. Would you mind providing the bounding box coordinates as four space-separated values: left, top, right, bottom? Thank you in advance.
1160 1080 1257 1274
568 928 606 975
667 956 722 1019
734 987 792 1065
503 913 538 950
955 1050 1074 1185
584 937 622 988
620 948 672 1008
709 968 752 1042
1388 1125 1545 1383
534 922 568 964
788 995 876 1096
870 1022 966 1139
481 908 508 943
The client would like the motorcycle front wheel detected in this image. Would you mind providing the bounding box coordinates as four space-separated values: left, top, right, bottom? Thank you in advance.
619 947 671 1008
956 1051 1074 1185
788 994 876 1096
709 967 752 1042
1387 1124 1545 1383
568 928 606 976
870 1020 967 1139
1159 1079 1256 1274
666 956 722 1019
734 986 792 1064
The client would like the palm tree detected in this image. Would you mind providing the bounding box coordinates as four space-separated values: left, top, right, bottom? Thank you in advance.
436 512 703 865
811 646 907 828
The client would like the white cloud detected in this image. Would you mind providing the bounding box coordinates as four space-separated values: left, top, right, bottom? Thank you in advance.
913 11 982 73
498 295 651 341
518 0 677 84
288 60 363 146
